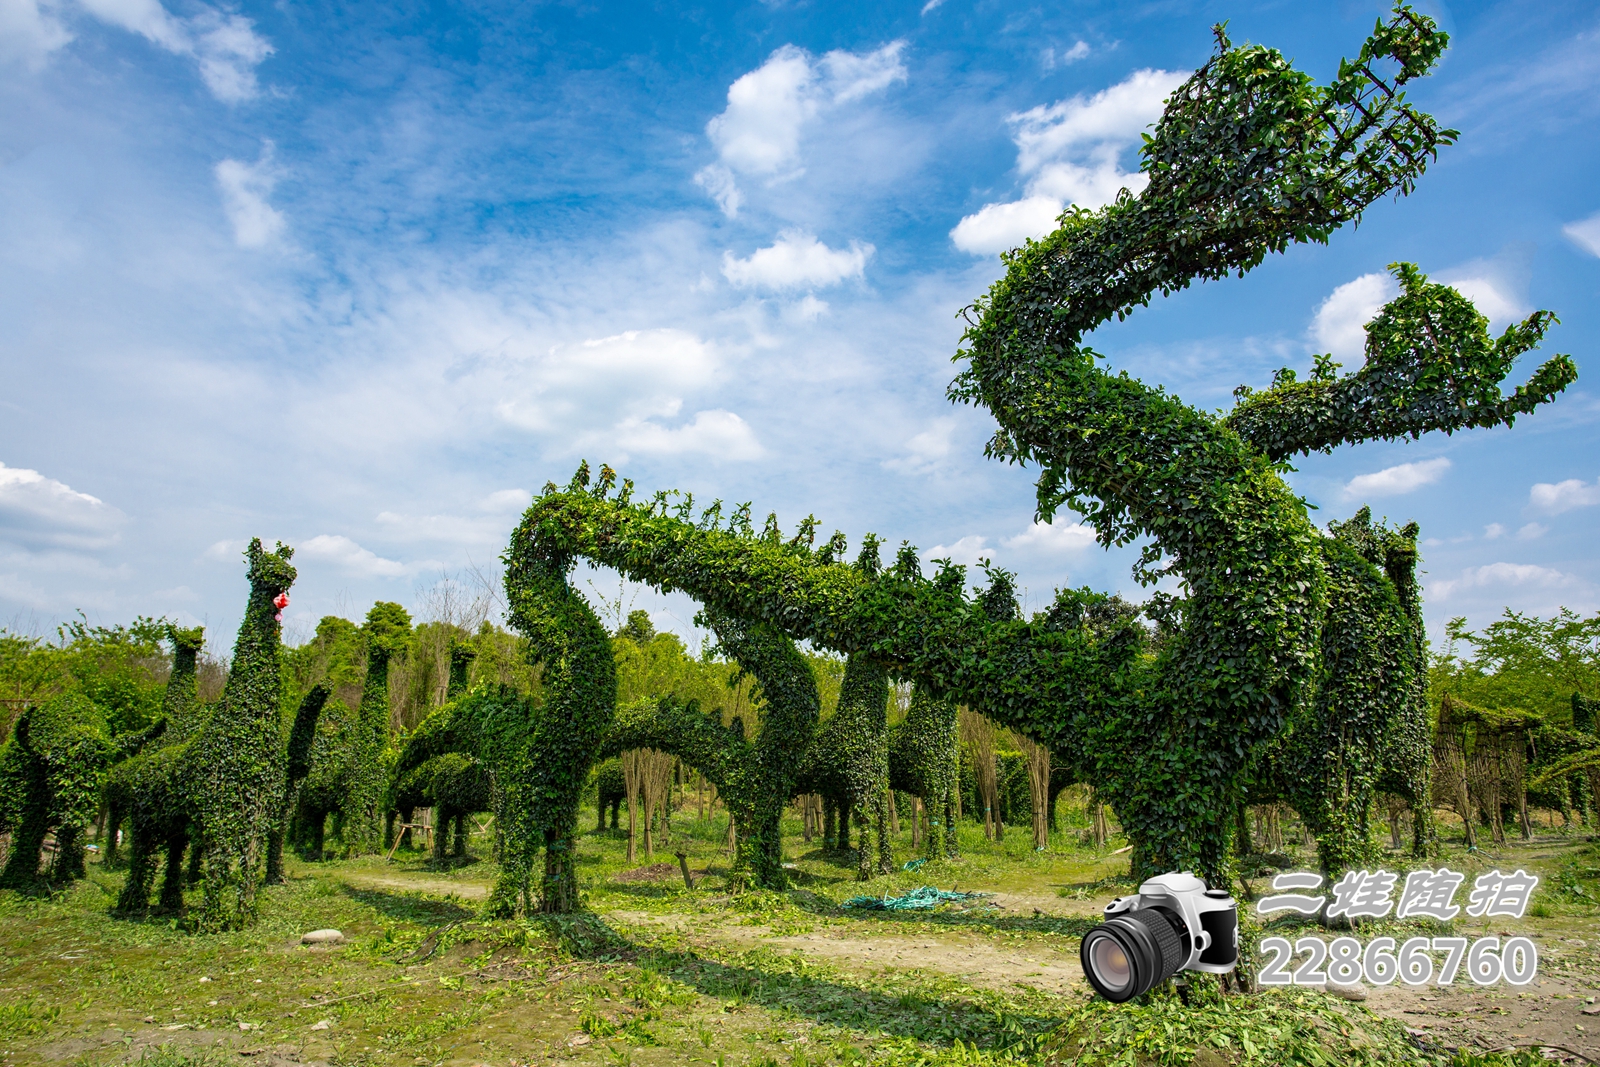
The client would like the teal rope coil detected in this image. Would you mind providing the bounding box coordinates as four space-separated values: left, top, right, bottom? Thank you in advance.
841 885 993 911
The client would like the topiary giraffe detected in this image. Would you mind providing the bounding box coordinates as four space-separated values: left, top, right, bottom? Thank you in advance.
105 540 301 929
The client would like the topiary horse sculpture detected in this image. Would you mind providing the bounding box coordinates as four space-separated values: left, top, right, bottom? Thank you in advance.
0 693 165 888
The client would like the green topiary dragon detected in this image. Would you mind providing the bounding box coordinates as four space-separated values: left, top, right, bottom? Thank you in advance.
506 8 1575 883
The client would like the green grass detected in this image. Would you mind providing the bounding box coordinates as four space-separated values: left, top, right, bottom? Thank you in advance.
1 803 1594 1067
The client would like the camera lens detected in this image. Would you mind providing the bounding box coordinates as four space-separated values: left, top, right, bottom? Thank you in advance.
1089 937 1132 992
1080 907 1189 1002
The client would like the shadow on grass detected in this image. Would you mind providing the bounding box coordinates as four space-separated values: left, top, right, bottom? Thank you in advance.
781 887 1100 938
564 908 1060 1049
339 884 476 926
639 938 1061 1049
836 907 1099 939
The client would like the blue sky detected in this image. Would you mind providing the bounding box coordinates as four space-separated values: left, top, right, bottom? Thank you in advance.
1 0 1596 653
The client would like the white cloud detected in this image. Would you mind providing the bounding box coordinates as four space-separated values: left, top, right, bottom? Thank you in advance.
1517 522 1547 540
73 0 273 102
481 488 530 512
1484 522 1506 540
1043 41 1092 67
698 41 906 209
925 535 990 567
1342 457 1451 499
820 41 908 104
1564 212 1600 257
1429 561 1573 602
1011 71 1183 172
1441 275 1526 324
883 418 955 476
0 0 72 67
299 534 415 578
707 45 815 176
488 327 760 461
1529 476 1600 514
1311 272 1398 362
374 489 530 547
949 196 1063 256
612 409 763 460
215 144 284 248
782 294 829 323
0 461 124 550
693 164 743 219
1432 252 1531 329
950 68 1184 255
202 538 247 563
1003 519 1096 553
495 328 717 433
920 0 943 13
721 230 872 290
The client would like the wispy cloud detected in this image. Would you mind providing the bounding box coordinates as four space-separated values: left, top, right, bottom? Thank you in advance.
696 41 907 216
0 461 125 550
1003 519 1096 553
883 418 956 476
215 143 284 248
299 534 428 579
1564 211 1600 257
1342 457 1451 500
1429 561 1574 601
951 68 1185 255
0 0 72 68
74 0 273 102
721 230 872 290
1529 476 1600 514
1042 41 1091 69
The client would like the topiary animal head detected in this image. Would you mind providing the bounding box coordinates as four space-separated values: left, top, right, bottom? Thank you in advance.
165 624 206 653
246 539 297 601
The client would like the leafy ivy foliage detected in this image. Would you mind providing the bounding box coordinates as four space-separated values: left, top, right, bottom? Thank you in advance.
342 602 412 855
263 685 330 885
1437 612 1600 823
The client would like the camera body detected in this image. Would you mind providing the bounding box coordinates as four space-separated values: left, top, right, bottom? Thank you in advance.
1080 871 1238 1002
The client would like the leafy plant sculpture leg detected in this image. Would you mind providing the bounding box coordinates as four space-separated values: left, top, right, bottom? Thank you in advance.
503 474 618 914
342 603 412 856
697 608 820 887
598 612 820 888
795 653 890 880
103 626 204 871
1276 511 1423 875
265 685 330 885
889 687 959 861
0 695 125 889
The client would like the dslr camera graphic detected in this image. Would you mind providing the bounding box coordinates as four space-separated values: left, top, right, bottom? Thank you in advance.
1079 872 1239 1002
